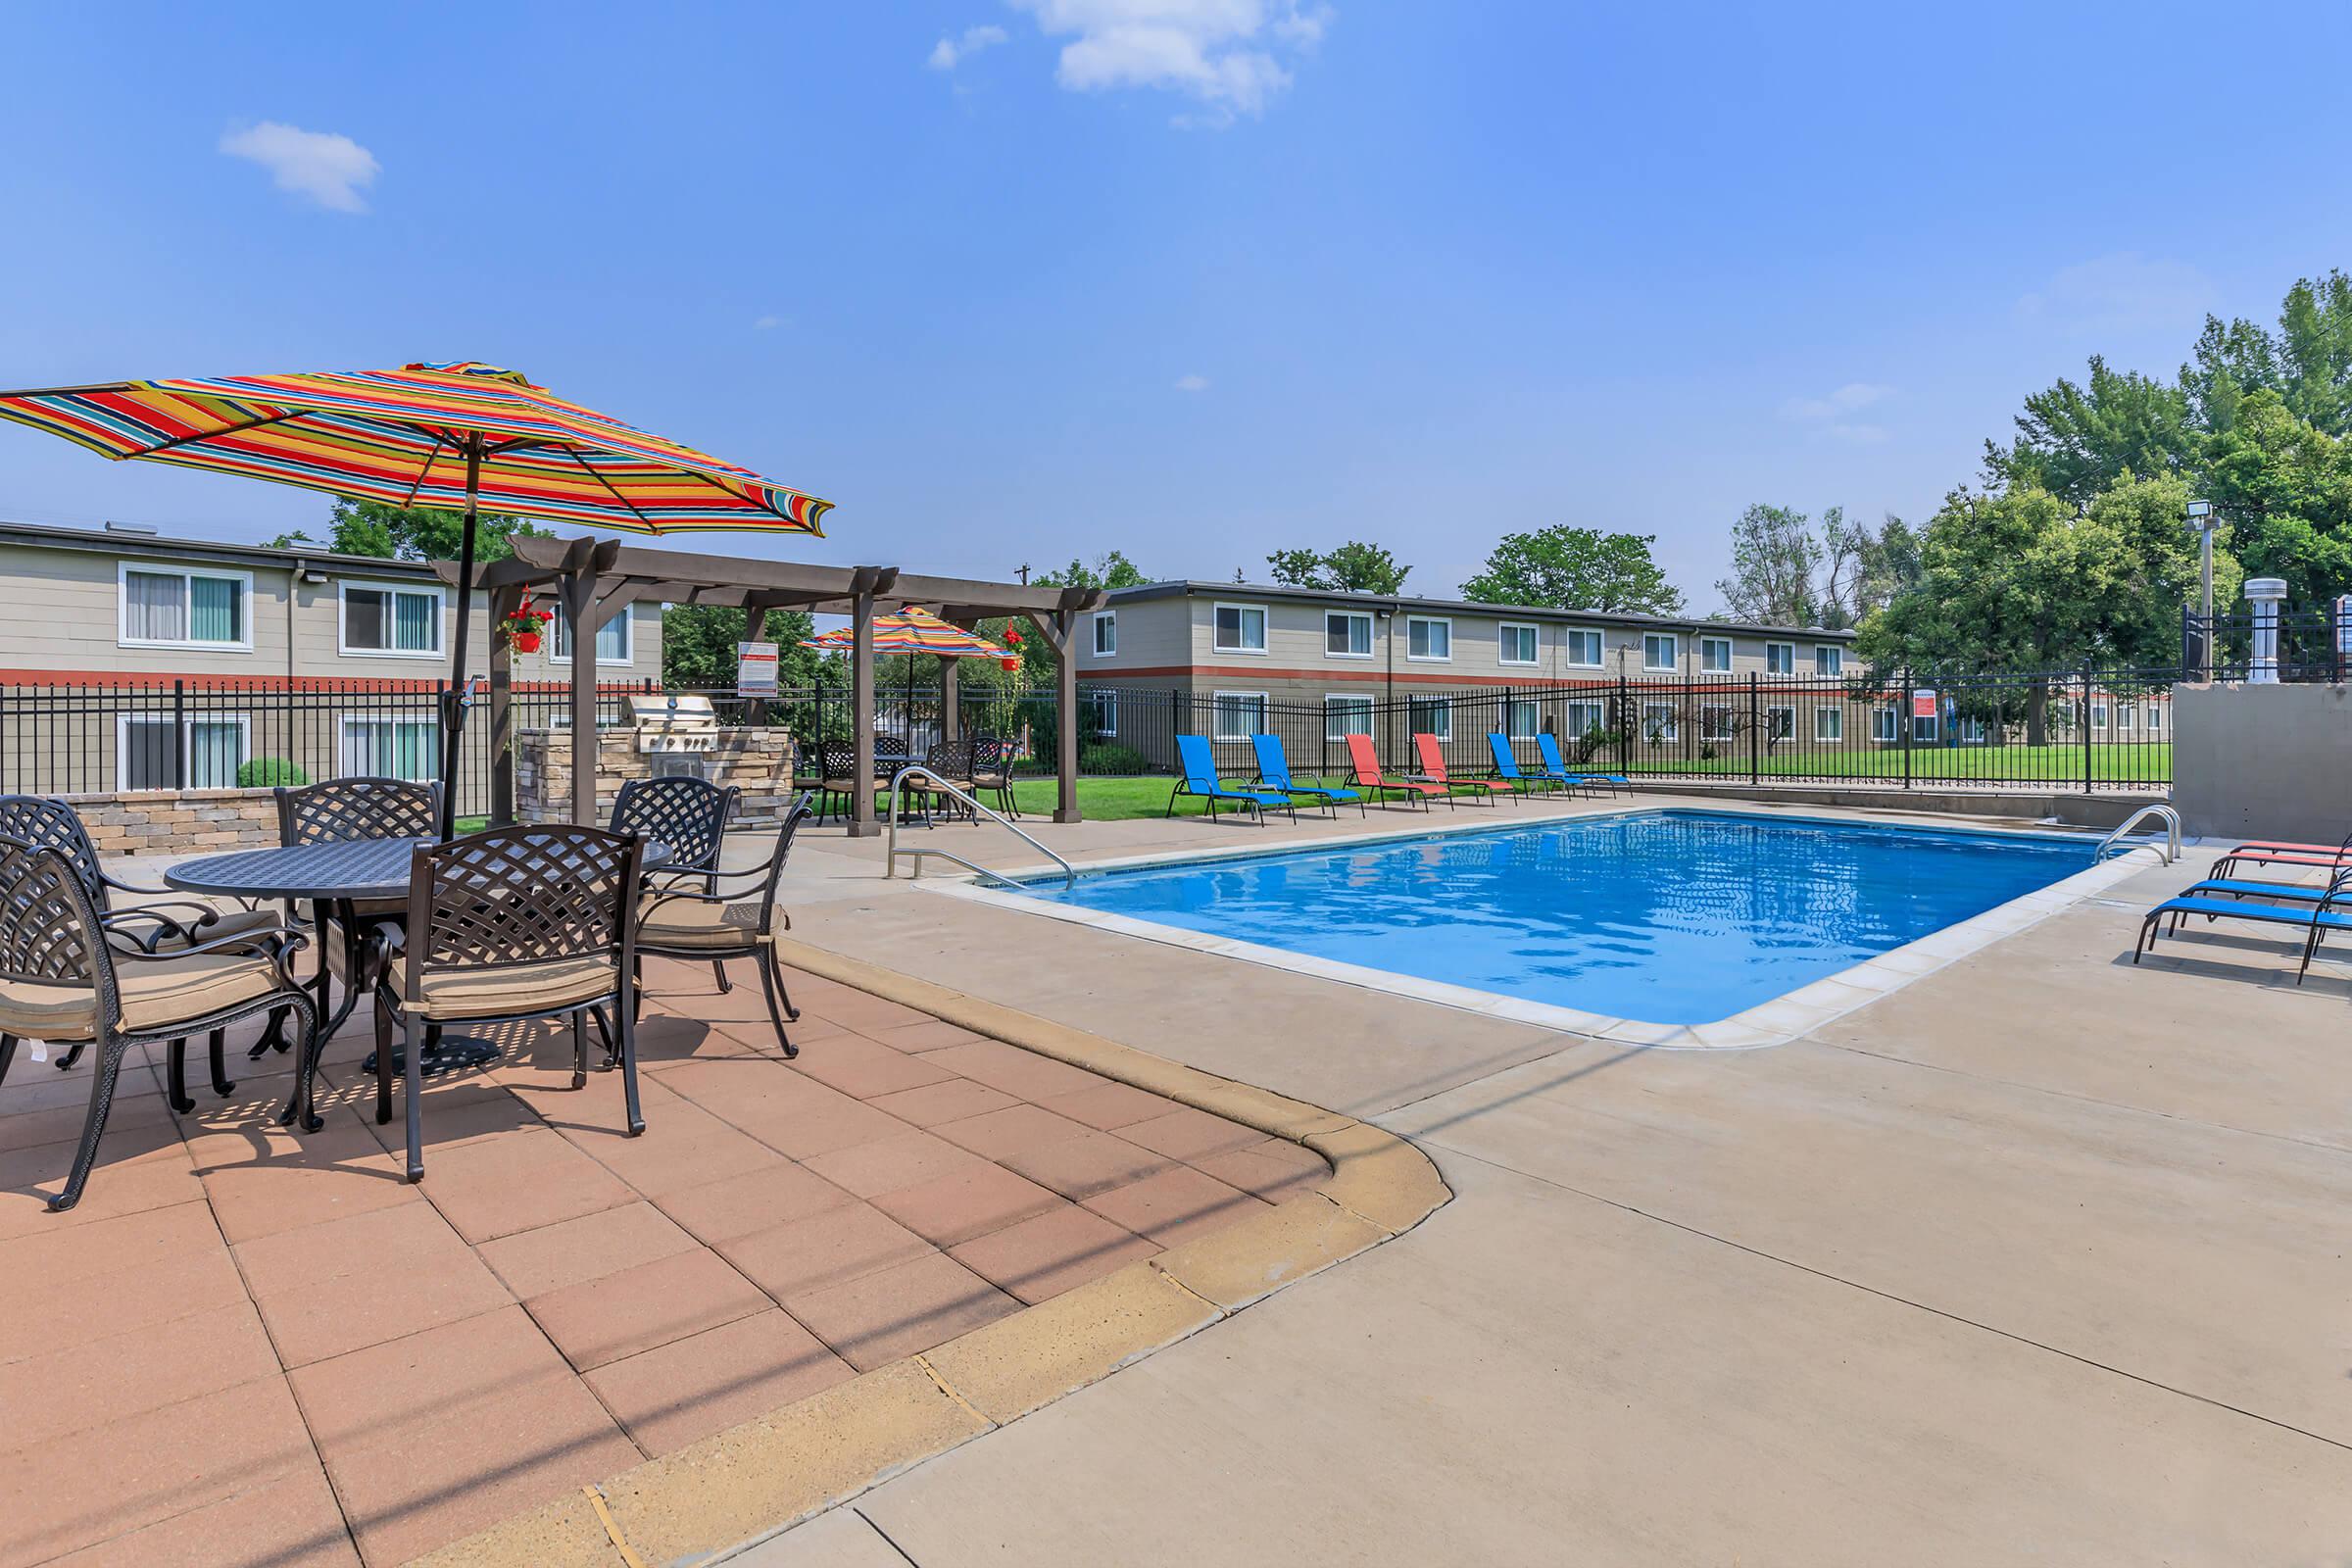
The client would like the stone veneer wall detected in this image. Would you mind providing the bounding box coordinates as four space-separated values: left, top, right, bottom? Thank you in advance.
515 728 798 826
65 789 283 854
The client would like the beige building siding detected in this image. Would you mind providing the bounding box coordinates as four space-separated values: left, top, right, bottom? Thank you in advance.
0 537 662 686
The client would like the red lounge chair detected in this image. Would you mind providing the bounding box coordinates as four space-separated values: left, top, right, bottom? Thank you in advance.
1413 732 1513 806
1344 734 1450 810
2213 831 2352 880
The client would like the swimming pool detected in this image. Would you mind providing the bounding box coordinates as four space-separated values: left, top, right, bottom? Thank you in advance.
994 810 2107 1039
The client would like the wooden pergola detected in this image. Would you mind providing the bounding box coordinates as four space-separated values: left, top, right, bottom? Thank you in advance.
448 534 1102 836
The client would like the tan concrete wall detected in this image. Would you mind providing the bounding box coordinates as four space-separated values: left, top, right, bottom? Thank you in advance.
63 788 282 854
2173 681 2352 842
514 728 799 827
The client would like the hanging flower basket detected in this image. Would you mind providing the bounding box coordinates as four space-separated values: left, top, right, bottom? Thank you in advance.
999 655 1021 672
502 596 551 655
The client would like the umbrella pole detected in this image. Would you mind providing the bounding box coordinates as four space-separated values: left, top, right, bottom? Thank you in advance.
439 440 483 839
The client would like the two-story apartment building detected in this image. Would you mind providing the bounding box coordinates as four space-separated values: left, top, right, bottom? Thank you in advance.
1073 579 1859 749
0 518 662 794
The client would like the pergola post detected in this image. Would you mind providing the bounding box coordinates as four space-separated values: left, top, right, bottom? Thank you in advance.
564 557 600 826
743 605 768 730
940 627 962 744
1054 607 1080 823
848 583 878 837
487 583 520 827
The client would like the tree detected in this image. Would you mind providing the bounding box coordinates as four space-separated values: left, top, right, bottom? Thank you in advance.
2199 389 2352 603
662 604 821 690
1266 541 1410 594
1715 504 1821 626
1819 508 1923 630
1460 526 1684 614
1983 356 2197 507
266 497 555 564
2183 270 2352 438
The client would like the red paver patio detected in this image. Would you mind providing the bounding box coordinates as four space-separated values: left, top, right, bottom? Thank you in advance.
0 955 1311 1567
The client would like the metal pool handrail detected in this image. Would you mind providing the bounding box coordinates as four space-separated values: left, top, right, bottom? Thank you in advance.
2097 803 2181 864
883 765 1076 890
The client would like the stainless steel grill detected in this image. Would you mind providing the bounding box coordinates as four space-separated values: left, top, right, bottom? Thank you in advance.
629 692 719 754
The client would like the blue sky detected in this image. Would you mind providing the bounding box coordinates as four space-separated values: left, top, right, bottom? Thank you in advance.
5 1 2349 611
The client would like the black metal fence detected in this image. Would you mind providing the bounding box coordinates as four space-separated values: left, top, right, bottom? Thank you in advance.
2181 604 2352 682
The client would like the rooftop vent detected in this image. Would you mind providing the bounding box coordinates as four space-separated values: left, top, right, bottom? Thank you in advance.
104 520 160 536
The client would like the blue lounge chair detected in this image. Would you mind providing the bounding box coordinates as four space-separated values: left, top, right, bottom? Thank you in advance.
1486 734 1553 797
1536 732 1629 797
1168 734 1294 823
2135 863 2352 980
1251 734 1364 817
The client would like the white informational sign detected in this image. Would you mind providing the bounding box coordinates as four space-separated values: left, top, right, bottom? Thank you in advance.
735 641 779 696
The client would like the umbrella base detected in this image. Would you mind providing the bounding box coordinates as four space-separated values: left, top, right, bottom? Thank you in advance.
362 1032 502 1076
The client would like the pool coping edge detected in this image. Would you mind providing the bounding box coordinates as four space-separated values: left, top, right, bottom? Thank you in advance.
409 940 1449 1568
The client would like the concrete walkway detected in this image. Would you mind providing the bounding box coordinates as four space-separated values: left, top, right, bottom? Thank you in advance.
733 799 2352 1566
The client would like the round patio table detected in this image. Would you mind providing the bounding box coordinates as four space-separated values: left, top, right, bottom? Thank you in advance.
165 836 666 1078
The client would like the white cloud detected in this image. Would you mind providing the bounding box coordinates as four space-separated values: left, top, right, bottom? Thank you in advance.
930 23 1009 70
753 314 785 330
1782 382 1893 443
1007 1 1334 124
219 122 379 213
1173 372 1210 392
2016 253 2217 335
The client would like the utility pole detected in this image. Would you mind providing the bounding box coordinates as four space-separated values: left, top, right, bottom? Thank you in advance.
1016 564 1031 586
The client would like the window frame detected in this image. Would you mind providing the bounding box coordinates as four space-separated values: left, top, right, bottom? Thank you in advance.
1814 705 1843 742
1405 693 1452 741
1642 632 1679 672
1699 635 1735 674
1564 699 1607 738
338 714 443 783
2116 705 2135 733
1640 700 1679 743
114 712 251 792
1209 689 1269 743
1505 696 1542 740
1404 614 1453 663
550 602 636 666
2146 703 2163 733
1872 704 1899 743
1766 704 1795 741
1323 610 1374 660
1765 641 1795 675
1814 644 1844 677
1091 610 1117 659
117 562 255 653
336 578 447 660
1324 692 1375 741
1561 627 1603 668
2090 701 2109 729
1211 602 1269 656
1699 704 1736 742
1082 688 1118 736
1496 621 1540 667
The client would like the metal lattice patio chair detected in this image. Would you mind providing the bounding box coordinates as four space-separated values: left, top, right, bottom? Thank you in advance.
0 795 287 1103
270 777 441 1056
968 736 1019 819
357 825 644 1184
612 775 738 996
816 741 862 824
909 739 978 821
634 794 811 1057
0 834 317 1212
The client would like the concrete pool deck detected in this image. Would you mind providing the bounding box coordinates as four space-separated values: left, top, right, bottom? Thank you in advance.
719 792 2352 1564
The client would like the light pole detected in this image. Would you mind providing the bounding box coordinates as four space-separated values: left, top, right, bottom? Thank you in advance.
2187 499 2217 679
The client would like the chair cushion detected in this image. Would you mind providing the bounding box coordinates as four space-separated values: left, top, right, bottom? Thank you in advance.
636 895 775 951
385 954 618 1021
0 951 286 1043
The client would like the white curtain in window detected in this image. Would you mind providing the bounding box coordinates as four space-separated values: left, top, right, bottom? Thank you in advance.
124 571 186 641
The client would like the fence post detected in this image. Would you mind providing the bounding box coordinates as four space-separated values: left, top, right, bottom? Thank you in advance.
1746 672 1759 786
1900 667 1913 789
1616 674 1631 774
2082 668 2093 794
171 678 187 791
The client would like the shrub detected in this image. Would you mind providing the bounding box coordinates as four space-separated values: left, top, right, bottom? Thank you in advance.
1078 741 1152 775
236 757 309 789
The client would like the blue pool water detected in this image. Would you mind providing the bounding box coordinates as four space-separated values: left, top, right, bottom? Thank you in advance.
1019 811 2097 1026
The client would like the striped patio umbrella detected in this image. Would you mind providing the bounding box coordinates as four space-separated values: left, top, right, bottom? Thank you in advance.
801 607 1006 659
0 360 832 833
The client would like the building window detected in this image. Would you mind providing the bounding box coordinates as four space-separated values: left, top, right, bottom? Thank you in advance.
1766 705 1794 740
1498 622 1539 666
116 714 249 791
1406 694 1451 740
1641 701 1678 743
120 564 251 651
1405 616 1451 662
1210 691 1267 742
1323 611 1373 658
2090 701 2109 729
1765 641 1794 675
1700 705 1736 742
1506 697 1540 739
1699 635 1734 674
1325 693 1374 740
2117 706 2135 733
1642 633 1678 672
1912 710 1939 744
1565 699 1606 739
1815 706 1843 742
2147 704 2163 733
341 716 440 782
550 604 633 664
1213 604 1267 654
1873 704 1898 742
1091 612 1117 658
1815 645 1844 677
339 582 444 657
1082 689 1117 736
1562 628 1603 668
1956 716 1987 744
